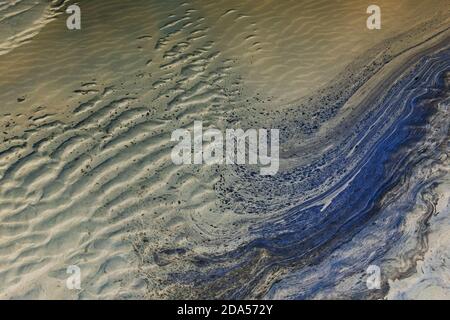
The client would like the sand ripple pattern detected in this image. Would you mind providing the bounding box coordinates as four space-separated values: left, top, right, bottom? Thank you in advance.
0 0 449 299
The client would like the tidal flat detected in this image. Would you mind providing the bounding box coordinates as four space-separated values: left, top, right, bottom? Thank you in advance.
0 0 449 299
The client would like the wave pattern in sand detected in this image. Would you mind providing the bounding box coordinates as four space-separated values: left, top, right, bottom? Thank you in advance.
0 0 449 299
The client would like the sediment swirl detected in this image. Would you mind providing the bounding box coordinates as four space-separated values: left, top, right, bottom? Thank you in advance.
0 0 448 300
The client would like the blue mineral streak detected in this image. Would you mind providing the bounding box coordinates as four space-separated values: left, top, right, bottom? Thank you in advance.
171 45 450 299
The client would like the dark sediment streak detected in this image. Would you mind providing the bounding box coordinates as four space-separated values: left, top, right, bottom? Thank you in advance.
167 34 450 299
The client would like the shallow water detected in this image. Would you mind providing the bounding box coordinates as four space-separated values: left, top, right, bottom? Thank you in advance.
0 0 449 299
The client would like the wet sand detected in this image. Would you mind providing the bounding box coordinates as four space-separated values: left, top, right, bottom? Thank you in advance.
0 0 449 299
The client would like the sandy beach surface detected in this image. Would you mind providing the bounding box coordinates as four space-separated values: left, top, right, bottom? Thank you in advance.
0 0 449 299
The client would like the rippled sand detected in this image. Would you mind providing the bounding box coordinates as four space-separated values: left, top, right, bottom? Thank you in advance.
0 0 449 299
